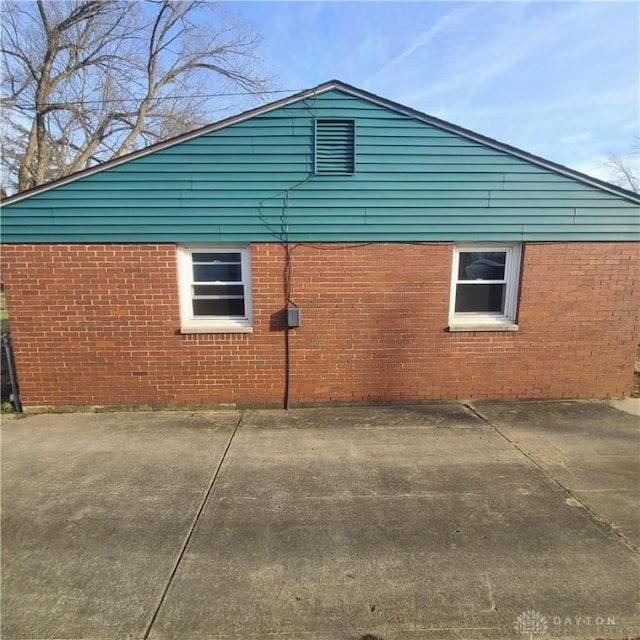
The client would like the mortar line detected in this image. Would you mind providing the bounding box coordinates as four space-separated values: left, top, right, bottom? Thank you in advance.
463 402 639 555
142 411 245 640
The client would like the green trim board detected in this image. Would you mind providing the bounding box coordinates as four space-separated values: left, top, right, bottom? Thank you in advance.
2 81 638 243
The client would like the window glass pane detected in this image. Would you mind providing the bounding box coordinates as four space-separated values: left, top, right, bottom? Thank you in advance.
193 263 242 282
455 283 505 313
458 252 506 280
193 284 244 296
193 298 245 317
192 252 241 263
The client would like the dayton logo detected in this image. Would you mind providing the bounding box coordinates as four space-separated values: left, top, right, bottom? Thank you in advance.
514 610 548 636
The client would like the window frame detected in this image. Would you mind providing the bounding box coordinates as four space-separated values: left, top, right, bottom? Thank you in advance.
448 243 521 331
177 244 253 334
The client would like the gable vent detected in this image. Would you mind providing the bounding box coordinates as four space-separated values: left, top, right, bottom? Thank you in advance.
315 119 355 174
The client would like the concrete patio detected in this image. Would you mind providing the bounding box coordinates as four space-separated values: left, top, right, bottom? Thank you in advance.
2 400 638 639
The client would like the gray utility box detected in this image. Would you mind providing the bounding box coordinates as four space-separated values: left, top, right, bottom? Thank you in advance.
286 307 301 328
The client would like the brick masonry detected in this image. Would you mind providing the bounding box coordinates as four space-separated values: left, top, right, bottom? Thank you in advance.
1 242 638 408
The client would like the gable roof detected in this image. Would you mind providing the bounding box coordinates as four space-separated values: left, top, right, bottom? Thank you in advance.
4 79 639 206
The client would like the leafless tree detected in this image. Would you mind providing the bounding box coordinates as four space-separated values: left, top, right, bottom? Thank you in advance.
1 0 268 194
604 137 639 193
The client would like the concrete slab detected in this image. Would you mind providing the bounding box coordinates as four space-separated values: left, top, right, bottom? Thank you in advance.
471 400 640 551
2 403 639 640
149 406 640 640
1 410 240 639
608 397 640 416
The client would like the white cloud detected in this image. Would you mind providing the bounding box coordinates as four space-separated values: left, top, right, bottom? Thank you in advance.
367 3 479 85
560 132 593 145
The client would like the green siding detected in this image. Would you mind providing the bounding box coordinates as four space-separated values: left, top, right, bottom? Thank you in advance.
2 89 638 242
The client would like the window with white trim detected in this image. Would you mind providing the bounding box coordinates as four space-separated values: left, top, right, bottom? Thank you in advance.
449 244 521 331
178 245 252 333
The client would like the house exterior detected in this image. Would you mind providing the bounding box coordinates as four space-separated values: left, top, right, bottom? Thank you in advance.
2 80 639 410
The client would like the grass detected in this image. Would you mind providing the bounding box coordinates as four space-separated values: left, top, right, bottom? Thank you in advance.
1 401 14 414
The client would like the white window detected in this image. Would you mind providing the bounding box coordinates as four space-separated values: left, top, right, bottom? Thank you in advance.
449 244 521 331
177 245 252 333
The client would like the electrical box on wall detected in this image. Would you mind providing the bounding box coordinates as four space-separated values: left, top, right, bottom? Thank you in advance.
287 307 301 328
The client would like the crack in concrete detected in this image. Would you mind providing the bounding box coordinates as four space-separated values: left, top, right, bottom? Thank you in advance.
481 572 498 613
463 402 639 556
143 410 245 640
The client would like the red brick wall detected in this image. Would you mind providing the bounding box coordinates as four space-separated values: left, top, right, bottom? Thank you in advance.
1 242 638 408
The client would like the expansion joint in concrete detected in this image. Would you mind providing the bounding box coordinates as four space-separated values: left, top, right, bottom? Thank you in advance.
463 403 639 556
142 410 245 639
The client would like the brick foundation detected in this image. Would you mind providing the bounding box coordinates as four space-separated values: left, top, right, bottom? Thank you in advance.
2 242 638 408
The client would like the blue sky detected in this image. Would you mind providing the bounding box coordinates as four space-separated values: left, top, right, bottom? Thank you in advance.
227 0 639 183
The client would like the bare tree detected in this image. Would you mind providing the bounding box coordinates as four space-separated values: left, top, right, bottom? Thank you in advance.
1 0 268 194
604 137 639 193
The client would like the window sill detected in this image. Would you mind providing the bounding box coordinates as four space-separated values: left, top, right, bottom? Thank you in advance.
448 323 519 333
180 325 253 334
